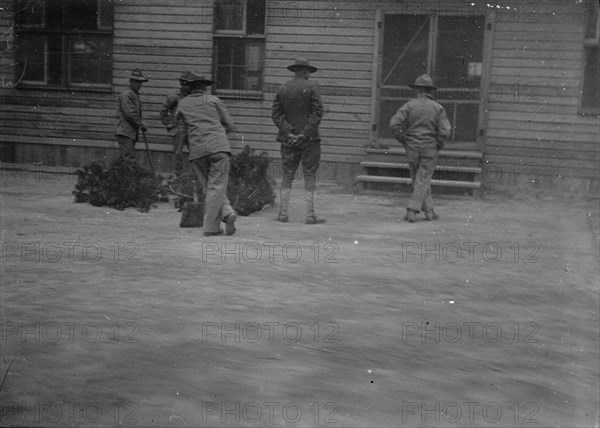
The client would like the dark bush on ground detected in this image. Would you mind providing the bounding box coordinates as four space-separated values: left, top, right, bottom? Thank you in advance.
227 146 276 216
73 146 275 215
72 158 162 212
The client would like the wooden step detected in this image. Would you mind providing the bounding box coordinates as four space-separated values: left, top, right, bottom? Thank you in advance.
360 161 482 174
365 147 483 159
355 175 482 189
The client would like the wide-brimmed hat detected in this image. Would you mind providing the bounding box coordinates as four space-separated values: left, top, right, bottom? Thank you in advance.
129 68 148 82
186 71 214 86
409 74 436 90
287 58 317 73
178 71 192 83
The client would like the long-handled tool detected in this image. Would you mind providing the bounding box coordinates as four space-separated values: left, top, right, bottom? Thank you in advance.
141 129 154 173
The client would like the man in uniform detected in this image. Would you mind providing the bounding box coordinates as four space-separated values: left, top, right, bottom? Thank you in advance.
175 72 237 236
272 58 325 224
115 68 149 162
160 72 191 177
389 74 451 222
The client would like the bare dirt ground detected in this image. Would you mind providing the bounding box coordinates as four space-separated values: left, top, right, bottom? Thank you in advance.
0 169 599 427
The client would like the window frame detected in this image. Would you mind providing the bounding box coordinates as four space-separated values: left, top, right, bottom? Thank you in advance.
212 0 266 99
13 0 114 92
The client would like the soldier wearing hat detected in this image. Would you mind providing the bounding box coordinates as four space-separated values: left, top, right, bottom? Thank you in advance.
272 58 325 224
160 72 191 177
115 68 149 162
175 72 237 236
389 74 451 222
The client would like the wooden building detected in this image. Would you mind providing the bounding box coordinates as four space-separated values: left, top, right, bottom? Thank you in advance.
1 0 598 193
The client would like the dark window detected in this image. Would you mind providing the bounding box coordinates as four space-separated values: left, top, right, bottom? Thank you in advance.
213 0 266 97
581 0 599 114
14 0 114 89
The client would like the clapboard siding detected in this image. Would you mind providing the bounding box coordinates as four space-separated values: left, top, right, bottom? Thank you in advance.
1 0 598 191
485 0 599 187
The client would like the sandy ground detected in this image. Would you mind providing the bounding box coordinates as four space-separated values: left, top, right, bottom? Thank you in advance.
0 169 599 427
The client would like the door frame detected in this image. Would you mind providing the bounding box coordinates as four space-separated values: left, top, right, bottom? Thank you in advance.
369 8 494 153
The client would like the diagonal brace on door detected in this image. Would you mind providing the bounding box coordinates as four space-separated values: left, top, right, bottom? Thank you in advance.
382 18 428 86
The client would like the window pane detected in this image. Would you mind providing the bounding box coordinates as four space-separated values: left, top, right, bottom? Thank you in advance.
47 34 63 84
243 43 263 90
582 47 599 110
70 35 112 84
45 0 63 28
246 0 265 34
435 16 485 87
215 0 244 31
382 15 429 86
16 34 45 82
98 0 114 30
63 0 98 30
14 0 45 28
214 38 263 90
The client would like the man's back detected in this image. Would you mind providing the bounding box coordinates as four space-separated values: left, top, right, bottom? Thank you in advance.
390 94 451 147
272 77 323 142
176 93 234 160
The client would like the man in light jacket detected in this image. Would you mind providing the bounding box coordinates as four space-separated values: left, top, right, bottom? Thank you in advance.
175 72 237 236
115 68 148 162
389 74 451 222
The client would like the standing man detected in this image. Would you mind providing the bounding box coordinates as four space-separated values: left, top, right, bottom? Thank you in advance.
115 68 148 162
389 74 451 222
175 72 237 237
160 72 191 177
272 58 325 224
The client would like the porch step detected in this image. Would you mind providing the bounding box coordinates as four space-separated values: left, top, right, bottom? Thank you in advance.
366 147 483 159
357 147 483 193
355 175 481 189
361 161 482 174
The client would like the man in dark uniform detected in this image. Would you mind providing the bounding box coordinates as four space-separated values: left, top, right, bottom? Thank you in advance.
115 68 148 162
389 74 451 222
160 72 191 177
175 72 237 236
272 58 325 224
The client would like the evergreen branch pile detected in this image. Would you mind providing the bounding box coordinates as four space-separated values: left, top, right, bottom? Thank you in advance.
72 158 163 212
227 146 276 216
72 146 275 215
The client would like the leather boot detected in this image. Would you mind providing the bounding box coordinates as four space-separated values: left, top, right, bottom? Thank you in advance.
305 191 325 224
425 210 439 221
278 188 291 222
405 208 417 223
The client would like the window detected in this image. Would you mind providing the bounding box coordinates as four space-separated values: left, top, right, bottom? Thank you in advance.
13 0 114 89
213 0 266 98
581 0 599 114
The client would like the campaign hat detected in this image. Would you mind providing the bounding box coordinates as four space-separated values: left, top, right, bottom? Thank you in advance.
186 71 214 86
409 74 436 90
129 68 148 82
287 58 318 73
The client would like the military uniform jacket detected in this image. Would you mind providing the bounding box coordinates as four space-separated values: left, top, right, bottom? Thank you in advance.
160 91 184 137
175 93 235 161
272 77 323 146
115 88 143 140
389 94 451 154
